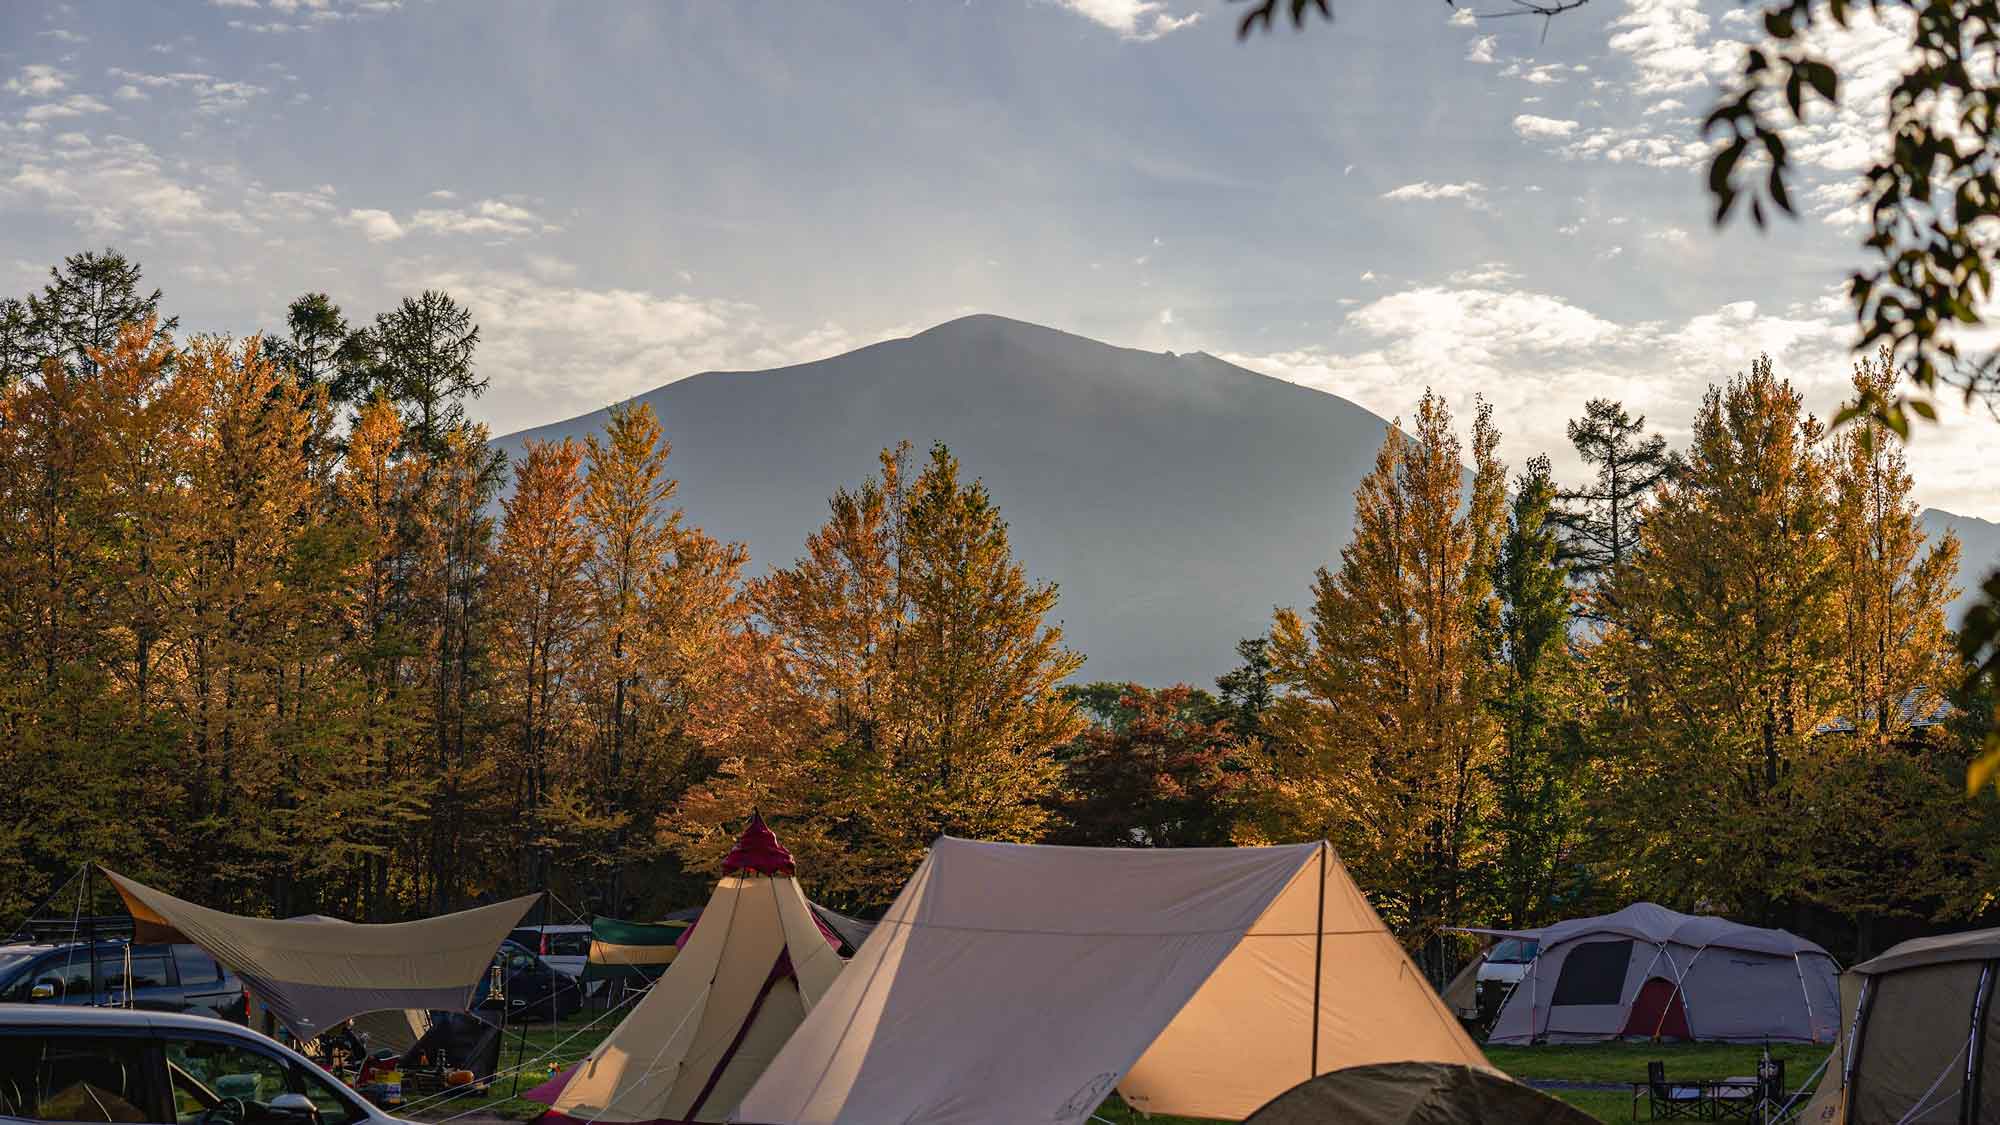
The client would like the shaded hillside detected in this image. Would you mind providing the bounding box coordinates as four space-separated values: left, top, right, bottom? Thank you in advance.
496 314 1393 684
1925 508 2000 630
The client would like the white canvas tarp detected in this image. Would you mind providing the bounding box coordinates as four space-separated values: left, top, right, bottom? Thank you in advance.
103 868 539 1039
732 837 1486 1125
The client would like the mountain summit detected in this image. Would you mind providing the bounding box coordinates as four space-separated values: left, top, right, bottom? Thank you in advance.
496 315 1997 684
495 314 1393 683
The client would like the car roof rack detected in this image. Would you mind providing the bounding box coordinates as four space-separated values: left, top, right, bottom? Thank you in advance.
5 915 136 944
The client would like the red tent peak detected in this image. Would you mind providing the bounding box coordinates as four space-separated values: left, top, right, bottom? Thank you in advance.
722 813 795 876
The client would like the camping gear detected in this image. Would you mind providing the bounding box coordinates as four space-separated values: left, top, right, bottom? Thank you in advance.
1243 1060 1596 1124
526 815 846 1125
1485 902 1840 1045
400 1009 502 1097
100 868 539 1040
733 837 1487 1125
1796 926 2000 1123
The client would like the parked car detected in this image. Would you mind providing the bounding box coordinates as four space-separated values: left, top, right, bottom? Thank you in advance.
504 924 592 981
0 940 248 1023
1474 935 1539 1024
0 1003 406 1125
473 941 581 1022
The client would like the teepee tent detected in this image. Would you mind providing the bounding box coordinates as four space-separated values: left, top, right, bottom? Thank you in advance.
1485 903 1839 1045
732 837 1487 1125
531 816 844 1125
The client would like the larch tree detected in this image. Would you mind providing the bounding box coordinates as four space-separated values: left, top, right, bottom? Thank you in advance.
1594 357 1842 923
492 438 595 885
671 443 1084 909
23 249 177 378
1255 391 1507 960
578 403 680 907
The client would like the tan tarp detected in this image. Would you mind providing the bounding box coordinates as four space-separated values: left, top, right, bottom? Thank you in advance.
101 868 539 1039
1243 1061 1597 1125
543 871 842 1125
732 838 1487 1125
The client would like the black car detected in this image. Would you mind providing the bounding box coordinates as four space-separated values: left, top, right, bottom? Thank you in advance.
0 940 248 1023
474 940 581 1022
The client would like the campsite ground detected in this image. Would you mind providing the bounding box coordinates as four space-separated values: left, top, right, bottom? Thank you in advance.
401 1014 1837 1124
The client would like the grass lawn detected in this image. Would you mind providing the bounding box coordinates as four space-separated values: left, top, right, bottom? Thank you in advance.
399 1012 1836 1124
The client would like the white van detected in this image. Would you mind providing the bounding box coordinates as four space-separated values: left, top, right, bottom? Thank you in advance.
0 1004 410 1125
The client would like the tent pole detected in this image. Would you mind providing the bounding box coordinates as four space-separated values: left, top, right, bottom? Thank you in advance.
85 865 98 1008
1311 843 1325 1080
509 885 547 1095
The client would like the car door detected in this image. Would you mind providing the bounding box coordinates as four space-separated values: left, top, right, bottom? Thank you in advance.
167 948 235 1020
0 1025 171 1124
102 949 178 1014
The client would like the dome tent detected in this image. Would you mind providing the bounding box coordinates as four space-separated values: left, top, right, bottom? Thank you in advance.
1487 902 1839 1045
1797 926 2000 1124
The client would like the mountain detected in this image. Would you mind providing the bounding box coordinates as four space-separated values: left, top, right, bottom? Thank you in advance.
495 314 2000 684
495 314 1392 685
1925 509 2000 627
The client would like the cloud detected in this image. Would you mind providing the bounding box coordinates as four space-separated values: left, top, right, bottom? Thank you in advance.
38 30 87 44
339 208 405 241
105 69 267 114
1512 114 1579 139
5 65 71 98
1466 35 1497 64
1382 180 1489 210
1053 0 1200 41
1446 262 1522 287
407 267 899 431
22 95 110 122
409 199 558 239
1 133 245 233
1449 6 1477 27
1606 0 1732 94
1500 61 1571 85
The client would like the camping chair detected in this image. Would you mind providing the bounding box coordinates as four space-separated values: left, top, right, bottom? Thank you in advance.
1634 1060 1708 1120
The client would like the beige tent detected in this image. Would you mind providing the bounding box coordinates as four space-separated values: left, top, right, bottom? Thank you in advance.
1798 927 2000 1124
101 868 539 1039
529 816 844 1125
732 837 1487 1125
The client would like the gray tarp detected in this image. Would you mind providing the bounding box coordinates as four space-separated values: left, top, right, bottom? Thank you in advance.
104 868 539 1038
1243 1061 1598 1125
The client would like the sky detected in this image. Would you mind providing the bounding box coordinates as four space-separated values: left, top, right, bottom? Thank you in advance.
2 0 1995 518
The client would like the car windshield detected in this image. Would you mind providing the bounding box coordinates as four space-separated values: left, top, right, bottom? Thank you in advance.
1489 938 1539 964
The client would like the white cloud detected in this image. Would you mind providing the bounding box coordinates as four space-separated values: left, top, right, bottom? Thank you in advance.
113 85 146 101
1052 0 1199 40
5 65 70 98
339 208 405 241
1446 262 1522 287
1513 114 1579 139
1449 6 1477 27
105 69 267 114
22 95 110 122
210 0 262 7
39 30 87 44
429 189 457 200
407 267 899 430
1382 180 1489 211
1501 61 1571 85
1606 0 1732 94
1 133 244 233
1467 35 1497 64
409 198 556 238
1213 281 2000 513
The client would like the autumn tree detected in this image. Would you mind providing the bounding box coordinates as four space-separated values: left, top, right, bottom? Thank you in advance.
671 443 1083 909
1593 357 1841 922
1050 684 1255 848
1253 391 1507 959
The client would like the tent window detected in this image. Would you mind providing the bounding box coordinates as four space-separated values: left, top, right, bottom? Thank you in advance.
1551 940 1632 1007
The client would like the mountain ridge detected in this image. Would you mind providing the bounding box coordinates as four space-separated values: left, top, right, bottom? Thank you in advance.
496 315 1998 683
